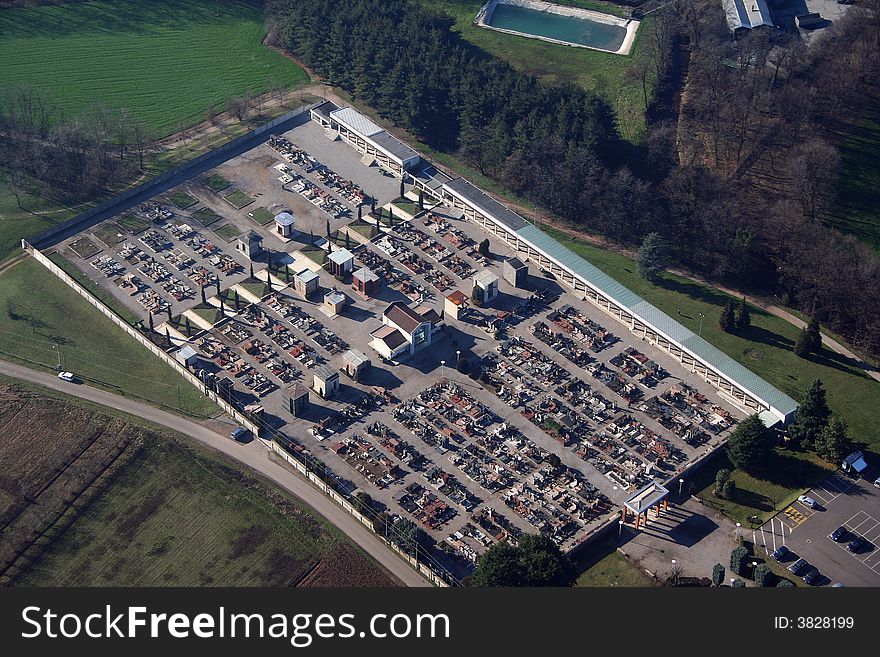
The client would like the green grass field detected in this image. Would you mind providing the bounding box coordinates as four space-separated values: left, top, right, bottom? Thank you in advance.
213 223 242 241
191 207 223 227
248 206 276 225
203 174 232 193
0 257 218 417
16 420 377 586
168 191 199 209
546 228 880 448
48 252 140 325
423 0 655 142
224 189 254 209
694 449 835 526
576 550 654 587
0 0 308 136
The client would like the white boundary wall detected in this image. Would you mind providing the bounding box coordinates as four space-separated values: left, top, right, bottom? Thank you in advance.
476 0 640 56
24 244 261 436
270 441 451 587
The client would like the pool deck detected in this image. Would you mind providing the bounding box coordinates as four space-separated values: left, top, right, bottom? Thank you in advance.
476 0 640 56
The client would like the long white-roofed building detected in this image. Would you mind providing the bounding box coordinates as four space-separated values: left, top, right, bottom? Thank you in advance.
310 101 798 423
310 101 421 176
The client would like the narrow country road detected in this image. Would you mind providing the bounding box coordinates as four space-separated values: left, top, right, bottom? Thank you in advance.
0 360 431 587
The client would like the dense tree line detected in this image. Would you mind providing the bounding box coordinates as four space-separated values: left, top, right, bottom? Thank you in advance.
270 0 880 358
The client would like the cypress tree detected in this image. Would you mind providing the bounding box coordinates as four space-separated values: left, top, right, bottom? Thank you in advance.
719 301 736 333
734 297 751 331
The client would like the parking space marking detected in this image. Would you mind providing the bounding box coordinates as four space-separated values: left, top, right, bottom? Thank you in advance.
754 517 792 555
834 512 880 576
783 506 808 527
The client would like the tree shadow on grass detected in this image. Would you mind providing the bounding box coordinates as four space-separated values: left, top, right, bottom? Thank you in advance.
728 488 775 513
808 347 876 382
749 452 832 492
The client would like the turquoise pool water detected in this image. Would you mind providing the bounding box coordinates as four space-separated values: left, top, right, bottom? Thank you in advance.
486 3 626 52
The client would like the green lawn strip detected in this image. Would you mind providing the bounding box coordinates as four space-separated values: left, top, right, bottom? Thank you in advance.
248 206 276 225
576 550 655 587
300 245 328 265
347 219 378 239
0 0 308 136
190 303 224 327
0 258 218 417
168 191 199 210
546 228 880 447
217 288 247 313
67 236 101 259
47 252 140 325
169 314 204 339
202 174 231 193
190 207 223 227
92 222 126 247
213 223 242 242
238 277 270 300
693 449 835 526
117 214 150 234
224 189 255 209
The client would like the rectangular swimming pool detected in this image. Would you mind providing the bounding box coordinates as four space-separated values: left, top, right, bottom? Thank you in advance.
478 0 637 55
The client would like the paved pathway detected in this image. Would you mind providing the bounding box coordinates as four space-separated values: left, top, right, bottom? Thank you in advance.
0 360 431 587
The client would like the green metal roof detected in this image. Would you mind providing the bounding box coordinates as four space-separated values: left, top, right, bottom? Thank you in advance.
514 224 798 420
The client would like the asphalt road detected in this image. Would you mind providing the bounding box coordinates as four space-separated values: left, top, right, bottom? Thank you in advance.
0 360 431 587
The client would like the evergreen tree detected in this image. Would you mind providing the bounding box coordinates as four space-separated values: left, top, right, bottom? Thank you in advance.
754 564 773 587
714 469 731 498
730 545 749 576
816 416 850 464
719 301 736 333
712 563 726 587
345 230 351 250
794 330 811 358
727 414 771 472
787 379 831 450
326 218 332 242
805 316 822 353
734 297 751 331
637 232 669 283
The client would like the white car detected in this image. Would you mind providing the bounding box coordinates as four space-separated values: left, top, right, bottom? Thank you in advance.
798 495 818 509
57 371 75 382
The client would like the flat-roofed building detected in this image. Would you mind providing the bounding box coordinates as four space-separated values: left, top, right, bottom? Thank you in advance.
444 289 469 321
342 349 371 381
328 248 355 277
473 269 499 305
293 268 319 298
503 257 528 288
310 105 421 177
352 266 381 298
313 365 339 399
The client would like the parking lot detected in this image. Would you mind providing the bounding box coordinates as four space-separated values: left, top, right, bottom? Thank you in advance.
753 473 880 586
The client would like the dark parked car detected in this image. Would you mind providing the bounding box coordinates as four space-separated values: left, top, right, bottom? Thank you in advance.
847 536 869 553
230 426 250 443
788 558 810 575
771 545 791 561
803 567 821 586
830 526 848 542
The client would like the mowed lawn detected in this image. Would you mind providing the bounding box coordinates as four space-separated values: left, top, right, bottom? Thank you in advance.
0 0 309 136
693 449 835 526
576 550 654 587
545 228 880 448
0 257 218 417
422 0 656 142
19 435 329 586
